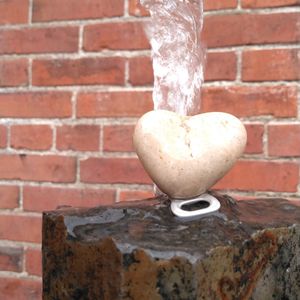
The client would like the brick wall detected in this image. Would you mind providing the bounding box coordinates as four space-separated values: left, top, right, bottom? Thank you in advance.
0 0 299 298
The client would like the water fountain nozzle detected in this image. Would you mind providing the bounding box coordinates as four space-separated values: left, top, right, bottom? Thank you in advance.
170 193 221 218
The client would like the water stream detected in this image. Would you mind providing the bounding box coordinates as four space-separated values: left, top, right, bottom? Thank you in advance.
141 0 205 116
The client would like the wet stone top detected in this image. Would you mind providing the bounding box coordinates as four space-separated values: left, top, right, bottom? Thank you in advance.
45 193 300 263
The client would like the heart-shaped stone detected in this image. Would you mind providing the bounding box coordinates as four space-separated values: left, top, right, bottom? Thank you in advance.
133 110 247 199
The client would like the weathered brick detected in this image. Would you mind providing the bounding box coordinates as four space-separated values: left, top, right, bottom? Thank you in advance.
205 52 237 81
0 27 78 54
80 158 151 184
0 0 29 24
33 0 124 21
214 160 299 192
23 186 116 212
84 22 149 51
203 13 300 48
0 125 7 148
32 57 125 86
268 124 300 157
103 125 135 152
0 186 19 209
0 155 76 183
129 0 238 16
0 215 42 243
242 49 300 81
0 59 28 87
77 91 153 118
244 124 264 154
11 125 52 150
56 125 100 151
242 0 300 8
204 0 238 10
128 0 149 16
25 248 42 276
129 56 153 86
0 278 42 300
0 247 23 272
119 189 154 202
0 92 72 118
202 86 297 118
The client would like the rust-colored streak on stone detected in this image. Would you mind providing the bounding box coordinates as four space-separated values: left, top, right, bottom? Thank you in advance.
123 250 160 300
218 230 281 300
235 230 280 299
196 228 289 300
218 276 238 300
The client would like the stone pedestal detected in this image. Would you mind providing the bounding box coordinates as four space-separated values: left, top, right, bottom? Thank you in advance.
42 193 300 300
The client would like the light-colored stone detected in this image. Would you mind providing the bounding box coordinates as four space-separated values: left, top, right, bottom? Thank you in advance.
133 110 247 199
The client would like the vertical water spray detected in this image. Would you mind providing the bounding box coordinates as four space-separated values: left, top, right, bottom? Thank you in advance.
141 0 205 116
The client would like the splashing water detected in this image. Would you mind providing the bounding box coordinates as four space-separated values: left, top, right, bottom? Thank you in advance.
141 0 205 116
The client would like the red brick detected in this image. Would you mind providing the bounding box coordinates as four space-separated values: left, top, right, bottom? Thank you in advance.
103 125 135 152
0 155 75 183
0 278 41 300
0 27 78 55
129 56 153 86
244 124 264 154
84 22 149 51
203 13 300 48
32 57 125 86
0 215 42 243
268 124 300 157
25 248 41 276
0 92 72 118
23 186 116 212
0 186 19 209
11 125 52 151
80 157 151 184
242 49 300 81
129 0 149 16
214 160 299 192
0 125 7 148
77 91 153 118
0 0 29 24
205 52 237 81
33 0 124 21
56 125 100 151
0 59 28 87
204 0 237 10
202 86 297 118
0 247 23 272
242 0 300 8
129 0 237 15
119 190 155 202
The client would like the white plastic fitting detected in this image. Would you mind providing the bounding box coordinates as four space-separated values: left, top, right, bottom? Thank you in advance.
170 193 221 218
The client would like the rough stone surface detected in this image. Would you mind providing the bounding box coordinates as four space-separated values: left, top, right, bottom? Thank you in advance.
42 193 300 299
